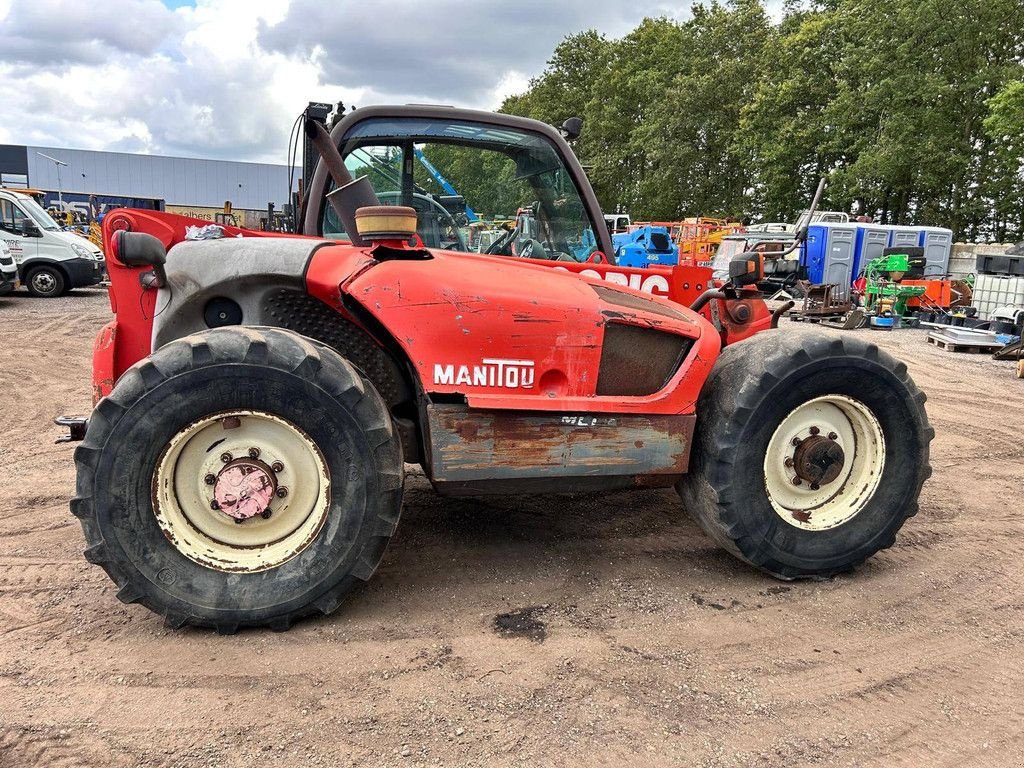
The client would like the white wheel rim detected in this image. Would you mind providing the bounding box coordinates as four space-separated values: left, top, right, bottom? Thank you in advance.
763 395 885 531
153 410 331 572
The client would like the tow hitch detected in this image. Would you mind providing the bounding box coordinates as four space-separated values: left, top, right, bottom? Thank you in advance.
54 416 88 444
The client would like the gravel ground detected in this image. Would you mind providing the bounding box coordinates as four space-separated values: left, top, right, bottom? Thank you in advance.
1 288 1022 767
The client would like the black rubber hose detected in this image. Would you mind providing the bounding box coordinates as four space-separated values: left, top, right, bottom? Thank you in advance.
690 289 727 313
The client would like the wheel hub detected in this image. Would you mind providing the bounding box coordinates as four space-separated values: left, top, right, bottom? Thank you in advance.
152 410 331 573
213 459 277 521
762 395 886 532
792 434 845 487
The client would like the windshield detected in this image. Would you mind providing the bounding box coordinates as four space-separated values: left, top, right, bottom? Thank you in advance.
19 196 61 230
323 117 598 262
712 238 744 275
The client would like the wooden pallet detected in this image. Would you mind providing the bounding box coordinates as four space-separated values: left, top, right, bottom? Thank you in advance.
926 335 1001 354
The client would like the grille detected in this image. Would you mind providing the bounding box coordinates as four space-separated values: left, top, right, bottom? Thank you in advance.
596 323 692 397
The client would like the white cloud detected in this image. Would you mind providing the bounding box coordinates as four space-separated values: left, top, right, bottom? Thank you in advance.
0 0 739 162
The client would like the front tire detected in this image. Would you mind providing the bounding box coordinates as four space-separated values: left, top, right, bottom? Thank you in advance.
679 330 932 579
25 265 65 297
72 327 404 632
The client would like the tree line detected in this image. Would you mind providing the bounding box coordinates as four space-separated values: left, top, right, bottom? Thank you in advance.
500 0 1024 242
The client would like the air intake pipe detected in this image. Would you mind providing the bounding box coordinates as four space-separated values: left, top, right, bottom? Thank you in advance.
304 119 379 247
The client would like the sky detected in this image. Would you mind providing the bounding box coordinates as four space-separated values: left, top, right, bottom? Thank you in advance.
0 0 772 165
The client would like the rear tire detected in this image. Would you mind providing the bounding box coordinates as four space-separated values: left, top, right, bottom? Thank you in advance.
72 327 404 632
678 330 932 579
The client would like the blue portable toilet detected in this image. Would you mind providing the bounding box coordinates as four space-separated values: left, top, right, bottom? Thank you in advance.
888 225 922 249
918 226 953 276
854 224 890 279
801 223 859 299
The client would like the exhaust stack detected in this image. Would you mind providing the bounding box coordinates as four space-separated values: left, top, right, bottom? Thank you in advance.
304 119 380 247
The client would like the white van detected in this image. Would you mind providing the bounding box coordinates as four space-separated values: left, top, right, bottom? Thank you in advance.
0 188 105 297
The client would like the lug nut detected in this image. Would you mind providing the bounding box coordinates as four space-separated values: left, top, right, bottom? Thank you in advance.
261 508 273 520
204 473 216 485
276 486 288 499
810 483 820 491
220 452 232 464
784 457 794 468
248 447 260 459
234 517 244 524
791 437 802 447
792 477 803 486
271 461 284 473
828 432 838 440
810 426 820 436
210 499 220 510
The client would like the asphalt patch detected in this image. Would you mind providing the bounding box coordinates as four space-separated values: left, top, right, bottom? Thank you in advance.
493 606 548 642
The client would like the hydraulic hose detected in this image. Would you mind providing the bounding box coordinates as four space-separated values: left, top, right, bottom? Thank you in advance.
690 289 727 313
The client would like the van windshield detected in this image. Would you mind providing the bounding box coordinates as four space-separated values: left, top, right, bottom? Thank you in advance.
19 197 61 231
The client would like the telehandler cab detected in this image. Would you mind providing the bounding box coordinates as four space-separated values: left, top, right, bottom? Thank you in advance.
64 105 931 632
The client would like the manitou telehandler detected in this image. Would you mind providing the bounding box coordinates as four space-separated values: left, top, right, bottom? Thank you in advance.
61 105 932 632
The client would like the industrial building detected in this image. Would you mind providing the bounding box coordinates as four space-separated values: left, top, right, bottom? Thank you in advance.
0 143 289 229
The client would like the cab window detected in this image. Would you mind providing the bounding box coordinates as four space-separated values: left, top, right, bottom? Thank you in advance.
0 199 32 235
322 117 598 262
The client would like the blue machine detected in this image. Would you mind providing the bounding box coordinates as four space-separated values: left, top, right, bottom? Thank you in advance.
613 226 677 268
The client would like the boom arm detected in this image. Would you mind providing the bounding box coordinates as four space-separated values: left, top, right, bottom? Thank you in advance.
413 148 479 222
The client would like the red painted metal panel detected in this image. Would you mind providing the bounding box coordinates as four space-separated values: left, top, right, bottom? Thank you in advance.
307 247 719 415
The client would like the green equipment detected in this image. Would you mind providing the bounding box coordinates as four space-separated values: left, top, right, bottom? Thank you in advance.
863 250 926 329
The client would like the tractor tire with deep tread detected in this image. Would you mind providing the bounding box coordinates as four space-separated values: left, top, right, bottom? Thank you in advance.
678 329 932 580
72 326 404 632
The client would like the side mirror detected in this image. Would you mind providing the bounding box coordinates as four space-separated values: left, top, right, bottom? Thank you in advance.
560 117 583 141
115 230 167 288
21 221 41 238
728 253 764 287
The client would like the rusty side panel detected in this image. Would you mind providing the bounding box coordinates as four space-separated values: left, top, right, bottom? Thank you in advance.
426 404 694 484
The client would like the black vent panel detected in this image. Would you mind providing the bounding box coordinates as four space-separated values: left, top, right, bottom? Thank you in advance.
596 323 692 397
262 289 410 407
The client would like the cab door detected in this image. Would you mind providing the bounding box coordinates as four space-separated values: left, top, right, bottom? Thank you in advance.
0 198 37 267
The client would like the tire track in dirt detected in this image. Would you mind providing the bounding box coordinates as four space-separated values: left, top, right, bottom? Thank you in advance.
1 295 1022 767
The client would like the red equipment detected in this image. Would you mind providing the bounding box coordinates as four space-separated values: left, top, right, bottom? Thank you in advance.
63 105 932 633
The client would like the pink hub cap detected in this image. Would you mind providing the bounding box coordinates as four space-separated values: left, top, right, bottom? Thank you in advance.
214 461 276 521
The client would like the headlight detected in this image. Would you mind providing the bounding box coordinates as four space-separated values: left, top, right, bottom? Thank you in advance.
71 243 92 259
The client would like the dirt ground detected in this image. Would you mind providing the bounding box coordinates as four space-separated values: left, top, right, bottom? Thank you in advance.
1 288 1022 768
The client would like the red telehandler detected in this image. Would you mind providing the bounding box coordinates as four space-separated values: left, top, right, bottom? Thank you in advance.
61 105 932 632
